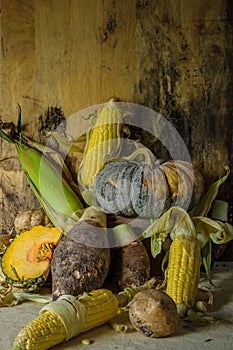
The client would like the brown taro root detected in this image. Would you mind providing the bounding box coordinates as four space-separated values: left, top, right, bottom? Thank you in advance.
129 289 178 338
109 224 150 289
51 207 110 300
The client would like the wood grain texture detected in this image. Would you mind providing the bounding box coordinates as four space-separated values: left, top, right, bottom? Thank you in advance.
0 0 232 234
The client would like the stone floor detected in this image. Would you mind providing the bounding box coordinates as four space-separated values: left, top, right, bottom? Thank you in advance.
1 261 233 350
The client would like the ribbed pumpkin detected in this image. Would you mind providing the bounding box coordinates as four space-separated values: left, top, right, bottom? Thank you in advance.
1 226 62 292
94 159 204 217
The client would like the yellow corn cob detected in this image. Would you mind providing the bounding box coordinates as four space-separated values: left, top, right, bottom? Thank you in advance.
166 234 201 315
12 311 66 350
79 98 122 189
12 289 118 350
77 289 118 333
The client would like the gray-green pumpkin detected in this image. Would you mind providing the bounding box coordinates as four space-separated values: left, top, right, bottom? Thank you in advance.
94 159 204 217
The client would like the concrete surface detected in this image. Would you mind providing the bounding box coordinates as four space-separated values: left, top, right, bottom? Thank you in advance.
0 261 233 350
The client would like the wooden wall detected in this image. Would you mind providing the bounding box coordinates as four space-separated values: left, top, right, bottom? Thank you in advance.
0 0 232 233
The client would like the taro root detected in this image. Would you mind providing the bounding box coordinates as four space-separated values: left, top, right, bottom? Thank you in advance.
108 223 150 289
110 240 150 290
129 289 178 338
94 159 204 218
51 207 110 300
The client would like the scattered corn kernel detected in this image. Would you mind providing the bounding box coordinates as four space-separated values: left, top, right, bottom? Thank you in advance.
81 338 93 345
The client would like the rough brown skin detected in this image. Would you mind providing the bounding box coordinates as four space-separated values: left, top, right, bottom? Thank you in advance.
110 240 150 290
51 220 110 300
129 289 178 338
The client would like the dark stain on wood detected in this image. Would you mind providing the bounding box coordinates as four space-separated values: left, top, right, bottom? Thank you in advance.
38 107 65 134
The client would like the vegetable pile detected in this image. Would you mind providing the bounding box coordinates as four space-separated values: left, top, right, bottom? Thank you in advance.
0 99 233 350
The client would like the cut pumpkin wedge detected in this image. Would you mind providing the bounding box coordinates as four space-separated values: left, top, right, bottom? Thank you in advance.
1 226 62 292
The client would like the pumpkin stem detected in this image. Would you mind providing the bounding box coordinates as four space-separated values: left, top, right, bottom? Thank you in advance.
124 147 155 165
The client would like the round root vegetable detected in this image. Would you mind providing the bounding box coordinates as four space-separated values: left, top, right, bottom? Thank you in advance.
14 208 52 234
51 207 110 300
129 289 178 338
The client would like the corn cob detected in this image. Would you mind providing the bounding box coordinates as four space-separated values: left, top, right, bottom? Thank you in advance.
0 108 83 233
12 311 66 350
79 98 122 190
12 279 157 350
13 289 118 350
166 234 201 316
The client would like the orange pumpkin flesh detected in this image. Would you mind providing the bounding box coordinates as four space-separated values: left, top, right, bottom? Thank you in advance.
1 226 62 292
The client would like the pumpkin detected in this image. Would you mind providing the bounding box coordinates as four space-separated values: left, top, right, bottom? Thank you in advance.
1 225 62 292
94 159 204 217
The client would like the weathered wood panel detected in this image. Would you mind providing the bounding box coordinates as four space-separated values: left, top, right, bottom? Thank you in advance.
0 0 232 234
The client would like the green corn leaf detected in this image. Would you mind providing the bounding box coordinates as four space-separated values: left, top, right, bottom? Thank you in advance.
201 240 212 284
17 104 22 145
16 145 83 217
161 249 169 273
150 236 163 259
141 207 196 257
113 223 137 246
141 208 176 240
12 291 52 304
192 217 210 249
189 166 230 218
192 216 233 246
210 199 229 222
210 221 233 244
23 135 85 205
50 131 85 153
0 108 84 233
24 170 80 233
0 129 15 144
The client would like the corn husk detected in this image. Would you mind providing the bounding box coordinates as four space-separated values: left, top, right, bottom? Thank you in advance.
141 207 196 258
0 107 84 233
189 165 230 217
